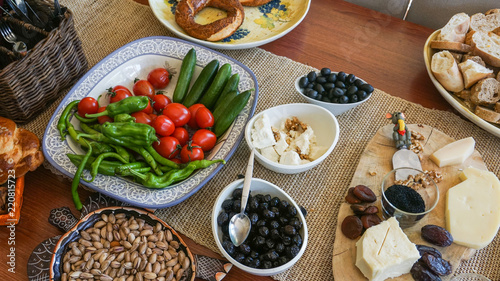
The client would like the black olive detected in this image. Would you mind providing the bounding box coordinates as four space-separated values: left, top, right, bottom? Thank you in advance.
249 213 259 225
249 259 260 268
327 89 335 100
335 81 345 89
256 220 267 227
346 85 358 96
217 212 229 226
222 199 233 211
359 83 374 94
321 96 331 103
282 235 292 245
232 200 241 212
232 188 243 199
357 90 368 101
270 229 280 240
262 260 273 269
269 197 280 207
327 73 337 83
248 197 259 211
313 83 325 94
239 243 251 255
332 87 344 97
278 256 289 266
273 261 280 267
275 242 285 253
252 236 266 247
307 71 317 82
222 240 235 255
354 79 364 87
337 71 346 82
349 94 359 103
221 224 229 235
284 225 297 236
346 73 356 84
259 202 269 212
305 83 314 89
279 200 290 210
264 250 279 261
286 245 300 258
316 76 327 85
270 207 280 218
255 194 264 202
300 206 307 217
265 239 275 250
244 256 254 266
250 250 259 259
298 76 308 88
278 216 289 226
323 82 335 91
292 234 303 247
339 95 349 104
332 97 340 103
306 89 318 99
222 233 231 242
234 252 245 263
316 93 323 101
321 68 331 76
259 226 270 237
287 205 297 217
290 217 303 230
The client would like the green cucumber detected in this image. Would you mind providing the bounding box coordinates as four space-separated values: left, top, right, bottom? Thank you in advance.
199 63 232 109
212 90 239 123
182 59 219 107
214 73 239 110
213 89 253 137
173 48 197 103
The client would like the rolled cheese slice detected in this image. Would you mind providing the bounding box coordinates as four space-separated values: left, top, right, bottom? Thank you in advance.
446 167 500 249
429 137 475 167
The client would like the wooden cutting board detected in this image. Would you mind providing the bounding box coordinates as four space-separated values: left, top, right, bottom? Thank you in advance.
332 124 487 281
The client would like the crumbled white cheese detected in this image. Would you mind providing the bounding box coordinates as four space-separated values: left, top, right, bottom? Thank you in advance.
291 126 314 155
260 146 279 162
251 114 276 149
279 151 301 165
274 132 288 156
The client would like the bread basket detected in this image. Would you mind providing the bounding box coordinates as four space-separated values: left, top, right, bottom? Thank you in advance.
0 2 88 123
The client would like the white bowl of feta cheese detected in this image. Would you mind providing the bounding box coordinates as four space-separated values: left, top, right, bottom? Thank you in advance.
245 103 339 174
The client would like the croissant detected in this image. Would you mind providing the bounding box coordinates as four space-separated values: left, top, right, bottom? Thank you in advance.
0 117 44 185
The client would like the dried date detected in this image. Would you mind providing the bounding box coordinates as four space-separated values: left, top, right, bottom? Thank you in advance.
421 253 452 276
411 262 441 281
360 214 381 229
341 215 363 239
421 225 453 247
345 187 362 204
350 204 367 215
416 245 442 259
353 185 377 202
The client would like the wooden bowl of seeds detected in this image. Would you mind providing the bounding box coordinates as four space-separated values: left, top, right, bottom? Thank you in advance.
49 207 196 281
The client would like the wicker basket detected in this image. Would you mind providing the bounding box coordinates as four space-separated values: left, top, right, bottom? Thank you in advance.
0 5 88 123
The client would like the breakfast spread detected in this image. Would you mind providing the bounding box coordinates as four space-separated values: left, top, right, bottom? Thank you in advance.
250 114 325 165
429 10 500 125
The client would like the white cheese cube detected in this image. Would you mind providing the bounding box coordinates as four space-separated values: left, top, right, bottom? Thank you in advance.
279 151 301 165
260 146 279 163
355 217 420 281
446 167 500 249
293 126 314 155
274 132 288 156
251 114 276 149
429 137 475 167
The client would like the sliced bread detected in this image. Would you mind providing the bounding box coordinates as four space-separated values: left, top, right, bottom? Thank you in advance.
431 40 471 53
495 102 500 113
458 59 494 88
454 89 471 100
485 9 500 16
471 31 500 67
470 12 500 33
431 50 464 92
475 105 500 123
470 78 500 105
462 54 486 66
439 13 470 43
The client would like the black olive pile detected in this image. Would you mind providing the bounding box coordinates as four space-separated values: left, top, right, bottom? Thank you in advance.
298 68 374 104
217 188 304 269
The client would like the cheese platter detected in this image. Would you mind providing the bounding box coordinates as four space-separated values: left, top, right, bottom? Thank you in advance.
332 123 490 280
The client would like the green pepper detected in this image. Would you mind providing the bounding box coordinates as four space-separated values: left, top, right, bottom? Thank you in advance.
85 152 129 183
74 113 97 124
145 146 181 169
130 159 225 189
114 113 135 123
101 122 157 147
71 139 92 210
116 167 151 177
67 154 124 176
85 96 149 118
110 144 135 163
57 100 79 140
129 147 163 176
115 162 150 175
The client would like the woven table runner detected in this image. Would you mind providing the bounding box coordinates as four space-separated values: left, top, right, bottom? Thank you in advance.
21 0 500 280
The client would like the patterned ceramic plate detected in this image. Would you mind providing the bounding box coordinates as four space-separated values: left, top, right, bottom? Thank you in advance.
149 0 311 49
42 36 258 208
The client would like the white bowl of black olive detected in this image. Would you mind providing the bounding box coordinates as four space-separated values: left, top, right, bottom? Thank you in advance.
211 178 308 276
295 68 374 116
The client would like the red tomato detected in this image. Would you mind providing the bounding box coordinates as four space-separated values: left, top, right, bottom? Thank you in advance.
180 142 204 163
163 103 191 127
192 129 217 151
152 94 171 113
133 79 155 99
78 97 99 117
195 107 215 129
108 86 133 103
131 112 153 125
152 115 175 136
138 99 154 114
153 136 180 159
147 68 171 89
170 158 182 164
187 104 206 129
171 127 189 147
96 106 113 124
149 113 158 120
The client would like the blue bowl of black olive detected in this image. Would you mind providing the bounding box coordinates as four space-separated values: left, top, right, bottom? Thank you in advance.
295 68 374 116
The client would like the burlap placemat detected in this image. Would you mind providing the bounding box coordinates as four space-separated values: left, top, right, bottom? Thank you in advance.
20 0 500 280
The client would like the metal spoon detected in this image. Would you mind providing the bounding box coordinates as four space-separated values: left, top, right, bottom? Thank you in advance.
228 149 255 246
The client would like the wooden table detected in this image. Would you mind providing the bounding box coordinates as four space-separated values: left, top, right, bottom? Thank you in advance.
0 0 454 280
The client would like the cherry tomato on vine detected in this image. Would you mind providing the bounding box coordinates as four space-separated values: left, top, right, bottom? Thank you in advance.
78 97 99 117
147 68 171 89
108 85 133 103
152 94 171 113
153 136 180 159
133 79 155 99
187 104 206 129
195 107 214 129
96 106 113 124
131 112 153 126
152 115 175 137
170 127 188 147
180 142 204 163
163 103 190 127
192 129 217 152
